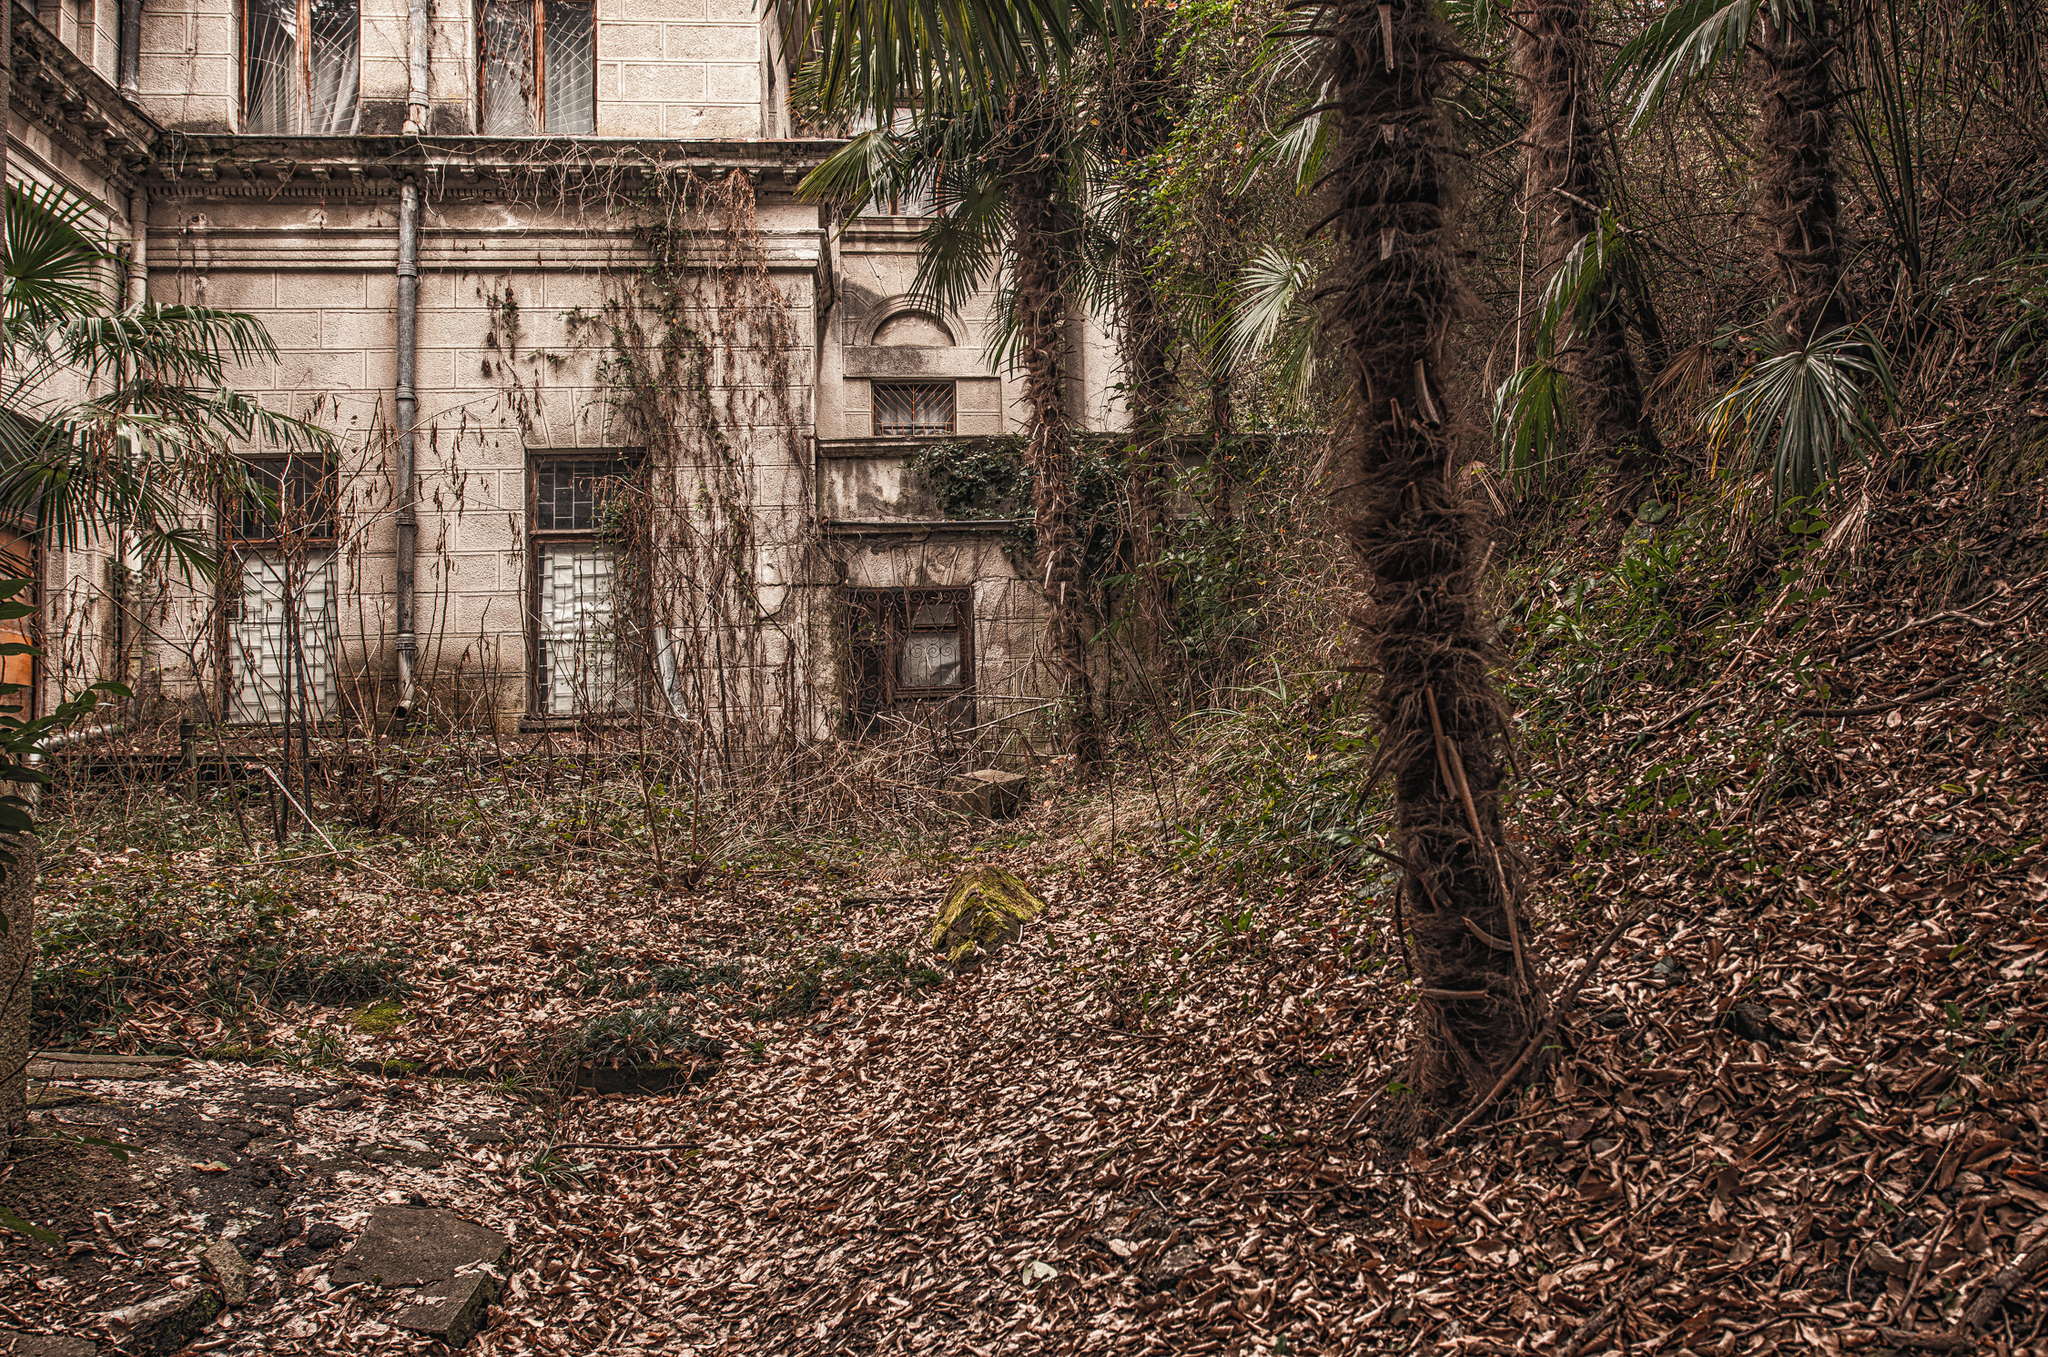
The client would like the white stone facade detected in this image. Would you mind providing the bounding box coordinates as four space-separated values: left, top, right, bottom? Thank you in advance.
8 0 1123 750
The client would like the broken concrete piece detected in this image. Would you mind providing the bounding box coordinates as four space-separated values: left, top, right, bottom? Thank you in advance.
204 1237 253 1306
392 1269 502 1347
99 1286 221 1356
1 1330 98 1357
328 1205 510 1291
943 768 1028 820
929 866 1047 964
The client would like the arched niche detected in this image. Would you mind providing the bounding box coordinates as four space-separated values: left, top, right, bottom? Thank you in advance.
855 298 960 347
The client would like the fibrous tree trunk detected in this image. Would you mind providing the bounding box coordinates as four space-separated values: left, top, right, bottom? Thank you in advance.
1111 14 1179 695
1005 96 1101 768
1 840 35 1151
1510 0 1662 523
1325 0 1543 1111
1756 0 1847 344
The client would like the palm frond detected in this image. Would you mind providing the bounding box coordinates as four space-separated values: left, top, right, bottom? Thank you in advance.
1611 0 1755 132
1493 360 1576 492
1534 211 1629 352
4 182 115 334
1699 325 1896 503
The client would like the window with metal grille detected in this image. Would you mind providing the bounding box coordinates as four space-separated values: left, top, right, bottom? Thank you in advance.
231 454 336 543
243 0 361 135
844 586 973 734
482 0 596 136
872 382 956 437
530 457 630 715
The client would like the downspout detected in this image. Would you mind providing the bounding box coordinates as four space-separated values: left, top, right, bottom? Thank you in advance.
118 0 141 95
394 182 419 719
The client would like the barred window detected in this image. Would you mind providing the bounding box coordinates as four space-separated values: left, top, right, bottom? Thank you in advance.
844 586 973 735
483 0 596 136
530 457 630 716
872 382 956 437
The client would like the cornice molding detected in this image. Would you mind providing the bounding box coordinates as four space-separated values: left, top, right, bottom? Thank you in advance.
7 5 158 189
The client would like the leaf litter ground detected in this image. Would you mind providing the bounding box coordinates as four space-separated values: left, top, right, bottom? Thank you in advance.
7 485 2048 1354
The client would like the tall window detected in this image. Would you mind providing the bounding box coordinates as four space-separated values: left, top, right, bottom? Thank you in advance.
243 0 361 135
225 454 339 725
483 0 596 136
530 457 629 716
873 382 955 437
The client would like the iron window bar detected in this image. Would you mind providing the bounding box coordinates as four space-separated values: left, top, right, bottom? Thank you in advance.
872 381 956 438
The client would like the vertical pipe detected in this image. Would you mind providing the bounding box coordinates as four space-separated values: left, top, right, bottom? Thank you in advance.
126 189 147 309
394 182 420 719
404 0 430 134
118 0 141 94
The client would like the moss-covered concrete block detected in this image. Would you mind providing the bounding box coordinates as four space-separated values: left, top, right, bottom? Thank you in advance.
928 867 1047 964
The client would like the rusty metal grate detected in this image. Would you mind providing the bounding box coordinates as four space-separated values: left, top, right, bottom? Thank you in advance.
872 382 956 437
845 585 974 735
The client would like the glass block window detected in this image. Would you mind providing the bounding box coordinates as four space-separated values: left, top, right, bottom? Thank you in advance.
243 0 361 135
873 382 956 437
483 0 596 135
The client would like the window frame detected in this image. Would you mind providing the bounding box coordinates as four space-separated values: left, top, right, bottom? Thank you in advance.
871 380 957 438
239 0 362 135
844 585 975 734
479 0 598 137
526 454 634 718
225 452 338 547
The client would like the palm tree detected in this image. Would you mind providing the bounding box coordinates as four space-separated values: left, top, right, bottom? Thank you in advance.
798 20 1108 766
800 0 1547 1109
1617 0 1848 347
1508 0 1662 522
0 185 331 1151
1318 0 1544 1112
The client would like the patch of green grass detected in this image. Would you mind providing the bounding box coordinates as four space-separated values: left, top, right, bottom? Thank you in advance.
753 944 944 1019
569 1007 728 1064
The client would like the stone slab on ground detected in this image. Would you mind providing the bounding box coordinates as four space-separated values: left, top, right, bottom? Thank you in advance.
0 1331 97 1357
328 1206 510 1290
202 1238 252 1306
943 768 1028 819
98 1286 220 1355
392 1270 502 1347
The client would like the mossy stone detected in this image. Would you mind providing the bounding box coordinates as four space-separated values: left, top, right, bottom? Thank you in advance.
350 999 405 1035
928 867 1047 964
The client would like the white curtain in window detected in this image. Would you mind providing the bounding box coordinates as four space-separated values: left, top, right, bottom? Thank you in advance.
307 0 361 134
230 553 339 725
543 0 595 134
244 0 358 134
539 544 619 715
243 0 299 134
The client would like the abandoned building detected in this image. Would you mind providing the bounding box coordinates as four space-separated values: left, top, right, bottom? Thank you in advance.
7 0 1125 755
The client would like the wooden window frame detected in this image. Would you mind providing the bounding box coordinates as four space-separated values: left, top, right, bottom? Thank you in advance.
480 0 596 136
225 453 338 547
240 0 359 135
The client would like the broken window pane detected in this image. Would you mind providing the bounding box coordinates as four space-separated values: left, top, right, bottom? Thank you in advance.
243 0 359 134
484 0 596 136
482 0 537 135
543 0 596 134
873 382 956 437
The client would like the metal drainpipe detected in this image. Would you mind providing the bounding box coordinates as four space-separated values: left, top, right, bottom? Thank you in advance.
118 0 141 94
404 0 429 134
394 183 420 719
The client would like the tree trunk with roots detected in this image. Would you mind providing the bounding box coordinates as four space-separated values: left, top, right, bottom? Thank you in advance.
1005 108 1101 768
1756 0 1847 344
1326 0 1543 1113
1 840 35 1151
1510 0 1662 524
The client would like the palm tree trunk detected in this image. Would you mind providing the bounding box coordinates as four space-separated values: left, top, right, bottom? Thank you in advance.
1756 0 1847 344
1327 0 1542 1112
1 840 35 1149
1006 116 1101 767
1510 0 1662 523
